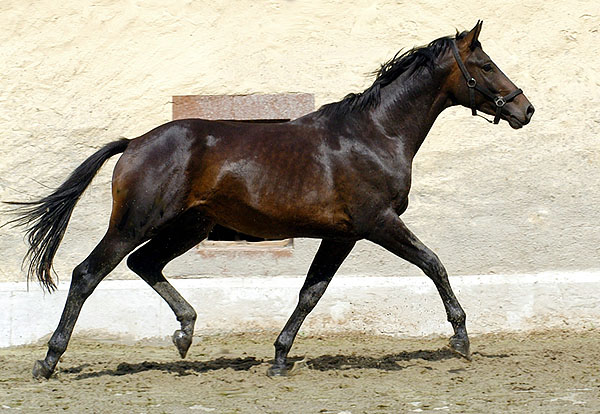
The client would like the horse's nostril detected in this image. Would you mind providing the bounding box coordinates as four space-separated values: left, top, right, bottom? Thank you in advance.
526 104 535 118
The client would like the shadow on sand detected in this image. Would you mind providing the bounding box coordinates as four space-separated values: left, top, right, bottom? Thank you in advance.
307 348 459 371
56 345 511 380
62 356 263 379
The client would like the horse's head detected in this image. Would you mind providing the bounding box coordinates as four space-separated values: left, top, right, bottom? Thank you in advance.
447 21 534 128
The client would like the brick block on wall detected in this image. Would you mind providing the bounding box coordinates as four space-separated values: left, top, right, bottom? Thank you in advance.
173 93 315 121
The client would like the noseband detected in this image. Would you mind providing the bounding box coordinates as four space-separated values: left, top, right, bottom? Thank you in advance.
451 40 523 124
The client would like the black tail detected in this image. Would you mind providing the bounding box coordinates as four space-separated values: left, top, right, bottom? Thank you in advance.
5 138 130 292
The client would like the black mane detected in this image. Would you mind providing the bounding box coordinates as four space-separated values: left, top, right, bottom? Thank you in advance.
318 31 467 116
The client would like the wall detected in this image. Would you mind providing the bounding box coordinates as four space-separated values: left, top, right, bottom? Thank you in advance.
1 1 599 285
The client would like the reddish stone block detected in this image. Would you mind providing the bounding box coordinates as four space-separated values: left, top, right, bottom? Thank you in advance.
172 93 315 121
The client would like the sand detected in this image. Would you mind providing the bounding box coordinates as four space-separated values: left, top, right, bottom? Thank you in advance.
1 329 599 413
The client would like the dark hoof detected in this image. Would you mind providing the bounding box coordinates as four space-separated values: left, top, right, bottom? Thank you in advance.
266 364 288 377
172 330 193 359
449 335 471 361
32 360 53 379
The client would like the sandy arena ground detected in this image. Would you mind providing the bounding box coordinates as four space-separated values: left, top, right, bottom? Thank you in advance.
1 329 599 413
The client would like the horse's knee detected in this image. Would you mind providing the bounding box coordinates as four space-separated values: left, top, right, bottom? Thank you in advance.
422 254 447 280
298 282 328 311
298 296 319 312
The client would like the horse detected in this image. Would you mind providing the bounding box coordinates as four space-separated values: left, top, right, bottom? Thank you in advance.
8 21 533 379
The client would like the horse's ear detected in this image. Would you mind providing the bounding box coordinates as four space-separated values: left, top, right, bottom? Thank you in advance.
463 20 483 50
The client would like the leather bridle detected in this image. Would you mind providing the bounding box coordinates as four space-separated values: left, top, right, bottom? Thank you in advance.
451 40 523 124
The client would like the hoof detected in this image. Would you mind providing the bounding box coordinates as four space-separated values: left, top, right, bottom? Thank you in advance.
172 330 193 359
32 360 53 379
266 364 288 377
449 335 471 361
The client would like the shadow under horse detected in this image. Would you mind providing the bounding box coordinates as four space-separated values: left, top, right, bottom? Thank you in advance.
8 21 533 379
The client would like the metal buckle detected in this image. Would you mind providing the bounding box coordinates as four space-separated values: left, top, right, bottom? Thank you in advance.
494 96 506 107
467 78 477 88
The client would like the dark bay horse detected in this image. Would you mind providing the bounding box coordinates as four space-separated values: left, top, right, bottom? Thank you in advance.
10 21 533 379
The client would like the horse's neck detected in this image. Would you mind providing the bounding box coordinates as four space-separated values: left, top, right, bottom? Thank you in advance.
371 67 451 156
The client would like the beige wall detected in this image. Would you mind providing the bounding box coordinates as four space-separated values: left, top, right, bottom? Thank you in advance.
1 0 599 284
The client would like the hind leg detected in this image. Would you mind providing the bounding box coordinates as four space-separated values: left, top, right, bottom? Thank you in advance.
33 233 138 379
127 212 214 359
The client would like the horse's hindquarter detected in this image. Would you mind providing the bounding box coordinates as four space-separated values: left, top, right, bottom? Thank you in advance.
110 122 201 235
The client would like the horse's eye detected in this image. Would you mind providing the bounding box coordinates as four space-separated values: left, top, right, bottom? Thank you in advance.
482 63 493 73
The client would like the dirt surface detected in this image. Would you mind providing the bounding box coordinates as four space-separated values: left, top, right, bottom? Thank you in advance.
1 330 599 413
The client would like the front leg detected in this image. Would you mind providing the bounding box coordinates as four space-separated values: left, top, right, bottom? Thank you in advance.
367 211 470 359
268 239 356 376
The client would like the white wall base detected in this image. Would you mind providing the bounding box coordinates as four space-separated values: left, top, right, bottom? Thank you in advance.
2 271 600 347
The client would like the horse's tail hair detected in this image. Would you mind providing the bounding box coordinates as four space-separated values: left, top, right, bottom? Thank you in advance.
4 138 130 292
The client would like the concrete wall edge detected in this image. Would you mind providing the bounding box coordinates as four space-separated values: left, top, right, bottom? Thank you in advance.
2 270 599 347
